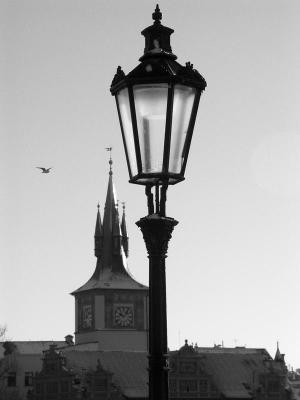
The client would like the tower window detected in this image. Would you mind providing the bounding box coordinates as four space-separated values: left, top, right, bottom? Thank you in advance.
78 296 93 330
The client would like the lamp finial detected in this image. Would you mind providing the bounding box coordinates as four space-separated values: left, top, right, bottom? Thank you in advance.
152 4 162 24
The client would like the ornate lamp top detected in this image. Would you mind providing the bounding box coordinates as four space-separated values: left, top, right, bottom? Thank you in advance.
141 5 175 59
152 4 162 24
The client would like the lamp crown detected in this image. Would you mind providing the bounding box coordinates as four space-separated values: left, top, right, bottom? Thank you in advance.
141 5 175 60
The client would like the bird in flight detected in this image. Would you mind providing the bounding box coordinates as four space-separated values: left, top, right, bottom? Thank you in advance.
36 167 52 173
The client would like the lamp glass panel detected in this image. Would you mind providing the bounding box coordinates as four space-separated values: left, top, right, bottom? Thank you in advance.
117 88 138 176
133 84 168 174
169 85 196 174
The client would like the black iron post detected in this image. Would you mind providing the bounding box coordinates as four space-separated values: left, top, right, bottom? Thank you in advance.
136 210 178 400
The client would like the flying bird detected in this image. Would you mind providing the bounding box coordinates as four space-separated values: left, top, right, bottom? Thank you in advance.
36 167 52 173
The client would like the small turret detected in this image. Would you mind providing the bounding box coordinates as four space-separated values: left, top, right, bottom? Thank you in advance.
94 204 103 258
112 201 122 255
274 342 285 363
121 202 129 257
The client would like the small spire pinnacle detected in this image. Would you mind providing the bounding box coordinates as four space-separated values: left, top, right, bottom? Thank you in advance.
94 203 103 258
152 4 162 24
121 201 129 257
106 147 113 175
274 341 285 362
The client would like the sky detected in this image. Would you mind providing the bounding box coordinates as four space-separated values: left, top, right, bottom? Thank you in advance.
1 0 300 368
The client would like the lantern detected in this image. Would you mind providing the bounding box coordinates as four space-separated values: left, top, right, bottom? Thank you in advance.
110 5 206 186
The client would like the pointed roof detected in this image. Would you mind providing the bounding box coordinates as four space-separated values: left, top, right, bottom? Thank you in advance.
112 201 122 238
72 160 147 294
94 204 103 258
121 202 129 258
95 204 103 237
121 203 128 238
274 342 285 362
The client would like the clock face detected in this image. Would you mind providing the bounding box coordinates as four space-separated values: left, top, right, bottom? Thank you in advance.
114 304 134 327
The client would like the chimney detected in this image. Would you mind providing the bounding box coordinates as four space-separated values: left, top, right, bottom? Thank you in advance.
64 335 74 345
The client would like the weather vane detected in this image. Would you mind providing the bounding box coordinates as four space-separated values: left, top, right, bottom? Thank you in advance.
105 147 113 173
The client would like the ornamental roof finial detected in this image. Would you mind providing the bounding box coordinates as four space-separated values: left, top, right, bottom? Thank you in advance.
106 147 113 175
121 201 129 257
152 4 162 24
94 203 103 258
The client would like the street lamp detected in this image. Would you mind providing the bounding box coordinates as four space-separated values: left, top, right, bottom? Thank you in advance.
110 5 206 400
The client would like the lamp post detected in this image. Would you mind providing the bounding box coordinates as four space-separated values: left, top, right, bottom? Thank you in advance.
110 5 206 400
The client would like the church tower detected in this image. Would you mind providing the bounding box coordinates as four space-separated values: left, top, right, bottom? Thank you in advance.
71 159 148 351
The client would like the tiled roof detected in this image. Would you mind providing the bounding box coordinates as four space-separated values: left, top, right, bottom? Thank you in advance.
63 350 277 399
62 342 99 352
12 354 42 371
65 350 148 398
200 353 270 398
72 267 147 293
195 347 271 355
0 341 65 358
0 353 43 377
1 344 286 400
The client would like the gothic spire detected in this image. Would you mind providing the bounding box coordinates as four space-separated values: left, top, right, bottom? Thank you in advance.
274 342 285 363
100 154 124 266
72 154 146 294
94 203 103 258
112 200 122 255
121 202 129 257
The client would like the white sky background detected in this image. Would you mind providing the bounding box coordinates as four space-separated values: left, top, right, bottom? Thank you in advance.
1 0 300 368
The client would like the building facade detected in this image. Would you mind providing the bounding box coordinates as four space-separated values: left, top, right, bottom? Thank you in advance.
1 340 290 400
